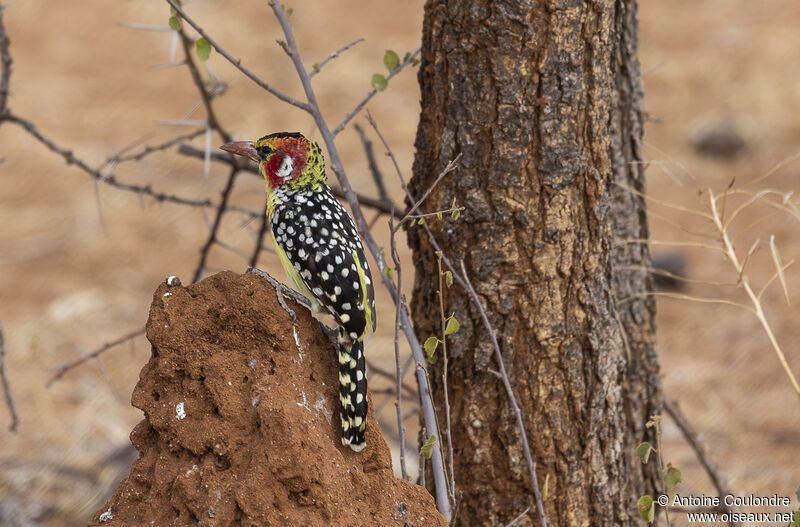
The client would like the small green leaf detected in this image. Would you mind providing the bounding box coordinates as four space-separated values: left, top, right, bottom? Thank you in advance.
424 337 439 362
666 465 682 489
451 208 461 220
384 267 394 279
418 217 425 225
445 271 453 288
168 16 181 31
420 434 437 459
170 6 177 16
196 37 211 61
371 73 388 91
436 211 443 220
403 51 411 63
444 316 460 336
412 58 420 67
638 496 654 523
383 50 400 72
312 61 319 70
636 442 653 464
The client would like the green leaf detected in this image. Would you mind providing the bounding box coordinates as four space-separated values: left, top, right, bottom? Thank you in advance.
420 434 437 459
451 208 460 220
418 217 425 225
384 267 394 279
383 50 400 72
196 37 211 61
424 337 439 363
445 271 453 288
371 73 388 91
312 61 319 70
637 496 654 523
168 16 181 31
666 465 682 489
403 51 411 63
636 442 653 464
412 58 420 67
791 511 800 527
444 316 460 336
436 211 443 220
170 6 177 16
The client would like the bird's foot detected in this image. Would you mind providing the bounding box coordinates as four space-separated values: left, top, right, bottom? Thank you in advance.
246 267 310 323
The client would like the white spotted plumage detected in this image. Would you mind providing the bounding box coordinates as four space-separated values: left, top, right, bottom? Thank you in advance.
248 133 375 453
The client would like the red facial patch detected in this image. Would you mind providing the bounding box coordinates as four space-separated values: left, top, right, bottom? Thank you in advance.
261 137 308 190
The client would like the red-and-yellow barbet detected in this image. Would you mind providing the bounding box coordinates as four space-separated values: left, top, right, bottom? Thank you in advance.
221 132 375 452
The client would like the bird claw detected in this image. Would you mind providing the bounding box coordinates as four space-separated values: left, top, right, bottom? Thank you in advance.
246 267 308 322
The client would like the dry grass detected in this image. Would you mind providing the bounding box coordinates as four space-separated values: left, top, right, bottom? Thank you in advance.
0 0 798 525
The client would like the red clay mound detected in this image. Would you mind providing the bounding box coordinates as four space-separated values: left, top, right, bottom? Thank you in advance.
88 271 444 527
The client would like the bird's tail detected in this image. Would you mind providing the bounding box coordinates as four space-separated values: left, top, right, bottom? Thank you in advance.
337 329 367 452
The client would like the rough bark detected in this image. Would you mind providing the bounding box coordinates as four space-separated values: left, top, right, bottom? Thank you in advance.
407 1 662 525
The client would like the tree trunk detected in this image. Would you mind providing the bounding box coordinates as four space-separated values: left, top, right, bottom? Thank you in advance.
407 0 662 525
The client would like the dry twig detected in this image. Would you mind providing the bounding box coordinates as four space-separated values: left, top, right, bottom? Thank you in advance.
0 316 19 432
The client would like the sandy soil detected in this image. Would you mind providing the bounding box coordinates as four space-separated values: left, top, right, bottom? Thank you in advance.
0 0 798 525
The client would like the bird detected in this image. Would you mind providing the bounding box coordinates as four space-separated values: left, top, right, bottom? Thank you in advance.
221 132 375 452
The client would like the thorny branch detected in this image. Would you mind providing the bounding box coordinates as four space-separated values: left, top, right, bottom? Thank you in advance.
46 329 146 388
165 0 311 113
309 38 364 78
333 48 421 136
0 316 18 432
4 113 239 212
664 399 736 527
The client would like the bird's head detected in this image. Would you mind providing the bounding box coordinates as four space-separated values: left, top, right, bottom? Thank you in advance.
220 132 325 191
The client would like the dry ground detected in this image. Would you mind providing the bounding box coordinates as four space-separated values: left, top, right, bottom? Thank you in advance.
0 0 797 525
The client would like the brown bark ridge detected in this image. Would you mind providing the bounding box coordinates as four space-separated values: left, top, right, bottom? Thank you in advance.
407 0 662 525
88 272 446 527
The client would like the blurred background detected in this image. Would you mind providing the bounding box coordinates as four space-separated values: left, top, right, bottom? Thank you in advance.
0 0 797 525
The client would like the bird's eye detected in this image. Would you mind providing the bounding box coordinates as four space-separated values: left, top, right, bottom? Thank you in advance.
256 144 272 158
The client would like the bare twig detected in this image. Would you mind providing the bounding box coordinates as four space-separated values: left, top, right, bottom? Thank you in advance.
249 202 270 268
4 113 241 212
618 291 756 314
353 123 390 202
436 255 456 503
366 358 417 399
0 316 19 432
266 2 450 518
112 129 206 164
309 37 364 78
506 507 532 527
394 155 461 232
165 0 312 113
456 257 548 527
333 48 420 136
389 211 409 480
0 5 11 116
193 166 241 282
176 27 230 143
664 399 736 527
708 189 800 397
46 328 146 387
